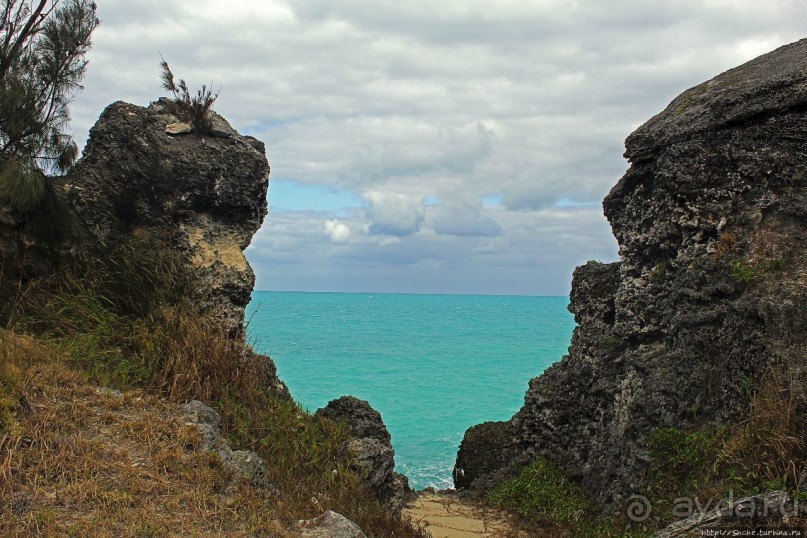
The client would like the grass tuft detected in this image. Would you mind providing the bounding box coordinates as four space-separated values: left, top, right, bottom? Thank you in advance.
159 58 219 134
488 458 600 536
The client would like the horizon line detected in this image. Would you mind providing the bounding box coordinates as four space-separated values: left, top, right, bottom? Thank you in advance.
252 289 569 298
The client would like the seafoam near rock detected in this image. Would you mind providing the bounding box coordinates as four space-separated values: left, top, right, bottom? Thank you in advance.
455 38 807 506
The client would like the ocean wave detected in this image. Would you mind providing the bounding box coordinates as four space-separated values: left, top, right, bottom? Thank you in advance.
398 461 455 491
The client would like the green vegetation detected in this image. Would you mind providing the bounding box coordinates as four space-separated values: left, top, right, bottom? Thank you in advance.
487 458 632 537
762 257 787 272
650 261 667 283
489 458 594 532
159 57 219 134
674 94 693 116
0 232 427 536
730 256 791 285
488 458 652 537
598 336 625 351
646 428 721 501
0 0 98 209
730 259 756 283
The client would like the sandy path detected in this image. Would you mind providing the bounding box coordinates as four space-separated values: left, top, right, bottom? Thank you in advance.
404 491 518 538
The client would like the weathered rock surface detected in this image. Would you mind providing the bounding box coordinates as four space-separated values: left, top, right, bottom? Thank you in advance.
453 420 523 493
297 510 366 538
455 39 807 506
182 400 278 493
654 490 792 538
315 396 414 513
63 99 269 336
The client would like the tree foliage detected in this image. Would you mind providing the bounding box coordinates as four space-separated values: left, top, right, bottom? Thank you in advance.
159 58 218 134
0 0 98 211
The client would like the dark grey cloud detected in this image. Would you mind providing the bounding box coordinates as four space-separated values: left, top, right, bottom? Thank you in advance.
428 198 503 238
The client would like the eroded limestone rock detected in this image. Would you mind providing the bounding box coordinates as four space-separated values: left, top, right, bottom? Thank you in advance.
64 99 269 335
182 400 277 493
316 396 414 513
298 510 366 538
455 38 807 506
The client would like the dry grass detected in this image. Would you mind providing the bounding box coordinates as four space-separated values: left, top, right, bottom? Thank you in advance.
1 238 429 536
719 304 807 492
0 334 289 536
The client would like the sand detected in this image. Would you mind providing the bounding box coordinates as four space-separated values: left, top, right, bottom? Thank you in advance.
404 491 518 538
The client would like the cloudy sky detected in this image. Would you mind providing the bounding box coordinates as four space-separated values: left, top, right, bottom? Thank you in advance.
69 1 804 295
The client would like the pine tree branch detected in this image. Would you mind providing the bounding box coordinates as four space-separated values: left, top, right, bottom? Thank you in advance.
0 0 50 80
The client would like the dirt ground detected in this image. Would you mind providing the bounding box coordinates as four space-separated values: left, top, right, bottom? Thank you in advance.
405 491 522 538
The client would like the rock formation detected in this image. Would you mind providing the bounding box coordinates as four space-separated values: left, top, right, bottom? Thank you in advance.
63 99 269 336
0 98 289 395
455 39 807 506
182 400 277 492
316 396 414 512
298 510 367 538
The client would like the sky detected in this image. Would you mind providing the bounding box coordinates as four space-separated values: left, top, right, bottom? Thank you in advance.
68 1 805 295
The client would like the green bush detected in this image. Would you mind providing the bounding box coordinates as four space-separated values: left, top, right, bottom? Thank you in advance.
159 58 219 134
488 458 596 533
0 159 44 212
650 261 667 283
647 427 719 499
730 260 756 283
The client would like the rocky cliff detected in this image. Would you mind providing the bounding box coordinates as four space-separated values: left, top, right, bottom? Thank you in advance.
0 98 287 395
455 39 807 506
62 99 269 336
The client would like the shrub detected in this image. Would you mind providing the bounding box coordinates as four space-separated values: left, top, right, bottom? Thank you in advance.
730 259 756 283
488 458 597 534
0 159 43 212
599 337 625 350
159 58 219 134
647 428 720 500
650 261 667 283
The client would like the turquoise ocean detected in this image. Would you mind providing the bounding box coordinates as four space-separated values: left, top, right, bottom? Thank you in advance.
246 291 575 490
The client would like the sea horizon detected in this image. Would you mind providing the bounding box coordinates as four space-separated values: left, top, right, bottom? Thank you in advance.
253 288 569 298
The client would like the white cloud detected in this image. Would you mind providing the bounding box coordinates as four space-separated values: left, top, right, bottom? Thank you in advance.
428 198 503 238
325 219 351 243
362 191 426 237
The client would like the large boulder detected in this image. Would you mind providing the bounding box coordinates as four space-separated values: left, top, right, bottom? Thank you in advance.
453 420 523 493
455 39 807 506
63 99 269 335
316 396 414 512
